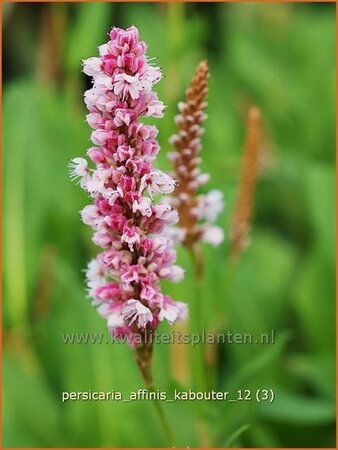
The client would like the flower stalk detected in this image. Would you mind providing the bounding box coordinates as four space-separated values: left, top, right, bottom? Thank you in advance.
70 26 186 447
230 106 261 261
169 60 224 249
169 60 224 401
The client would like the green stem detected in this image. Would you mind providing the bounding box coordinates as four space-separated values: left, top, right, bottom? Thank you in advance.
189 244 208 393
136 345 176 447
217 258 238 317
189 244 212 446
149 385 175 447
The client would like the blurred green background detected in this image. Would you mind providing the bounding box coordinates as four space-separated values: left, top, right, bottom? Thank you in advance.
3 2 336 448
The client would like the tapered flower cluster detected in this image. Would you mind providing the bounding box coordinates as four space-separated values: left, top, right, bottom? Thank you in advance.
168 60 224 248
230 106 261 259
70 26 187 347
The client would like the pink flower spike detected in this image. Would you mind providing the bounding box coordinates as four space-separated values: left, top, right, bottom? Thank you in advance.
70 26 187 353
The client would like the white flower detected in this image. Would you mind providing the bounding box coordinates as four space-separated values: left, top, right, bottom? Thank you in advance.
145 98 165 118
141 64 162 88
141 92 165 118
113 73 142 100
98 44 108 56
176 301 188 321
86 258 106 296
68 157 91 188
107 310 125 328
169 265 185 283
81 205 100 227
82 57 102 77
84 87 116 113
151 236 169 254
152 202 171 218
68 157 88 179
92 231 112 248
196 173 210 186
132 196 152 217
202 225 224 247
85 169 112 195
121 226 141 251
102 187 120 206
159 303 178 324
140 171 176 198
159 300 187 325
152 171 176 194
196 190 224 223
162 225 186 243
86 258 105 282
91 129 109 146
123 299 153 329
94 74 113 90
96 302 111 318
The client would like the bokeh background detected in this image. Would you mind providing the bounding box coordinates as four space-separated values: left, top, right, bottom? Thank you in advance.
3 2 336 448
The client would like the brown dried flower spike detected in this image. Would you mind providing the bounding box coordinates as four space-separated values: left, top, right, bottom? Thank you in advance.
230 106 261 260
169 60 223 249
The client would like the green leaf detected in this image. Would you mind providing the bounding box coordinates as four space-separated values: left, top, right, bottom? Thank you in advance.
292 249 335 352
223 423 251 447
302 164 335 262
225 330 291 392
288 353 335 399
3 353 68 447
225 231 297 366
256 386 335 425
